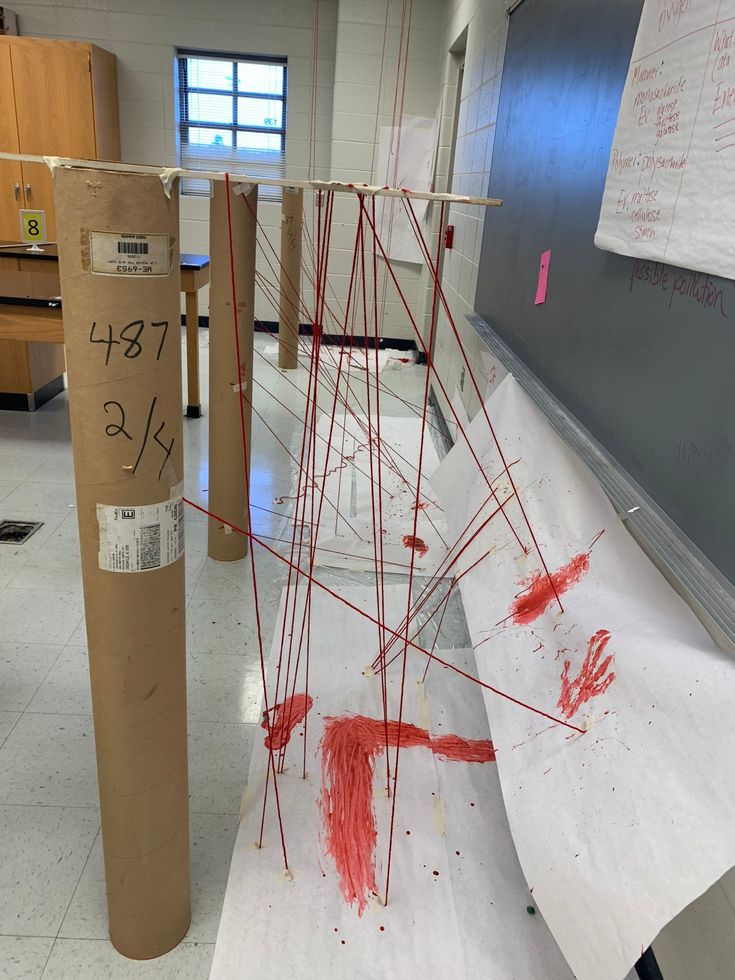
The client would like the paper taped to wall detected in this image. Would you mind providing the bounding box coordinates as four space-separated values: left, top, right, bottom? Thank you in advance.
375 115 439 264
595 0 735 280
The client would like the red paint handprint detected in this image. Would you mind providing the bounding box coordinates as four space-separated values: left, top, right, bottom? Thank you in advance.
557 629 615 719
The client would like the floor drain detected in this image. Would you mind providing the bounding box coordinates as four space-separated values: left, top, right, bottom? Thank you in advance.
0 520 44 545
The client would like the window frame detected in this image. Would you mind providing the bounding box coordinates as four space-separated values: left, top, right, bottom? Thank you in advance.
176 48 288 193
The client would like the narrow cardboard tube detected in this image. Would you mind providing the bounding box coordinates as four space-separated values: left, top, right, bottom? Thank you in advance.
53 166 190 959
207 180 257 561
278 187 302 370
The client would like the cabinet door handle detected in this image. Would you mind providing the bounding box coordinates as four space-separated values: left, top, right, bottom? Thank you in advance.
13 183 20 200
24 184 32 199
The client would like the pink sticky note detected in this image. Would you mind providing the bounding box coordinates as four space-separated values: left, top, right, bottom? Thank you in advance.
534 249 551 305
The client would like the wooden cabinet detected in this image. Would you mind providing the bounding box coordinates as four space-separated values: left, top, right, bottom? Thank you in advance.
0 43 22 241
0 37 120 242
0 37 119 409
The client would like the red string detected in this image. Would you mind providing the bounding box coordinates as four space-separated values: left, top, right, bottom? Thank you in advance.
384 199 441 906
402 197 563 613
362 200 530 555
182 501 584 737
222 174 289 869
279 192 336 774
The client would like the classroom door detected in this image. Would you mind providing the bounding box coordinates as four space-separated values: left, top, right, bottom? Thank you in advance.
0 44 23 242
10 40 97 241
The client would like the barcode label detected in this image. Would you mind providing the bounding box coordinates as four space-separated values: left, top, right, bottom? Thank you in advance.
117 241 149 255
176 500 185 555
139 524 161 569
96 494 184 573
88 231 170 276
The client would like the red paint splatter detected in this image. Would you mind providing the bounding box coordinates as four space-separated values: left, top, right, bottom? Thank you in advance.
411 501 429 511
557 630 616 719
261 692 313 750
509 551 591 625
402 534 428 557
319 715 495 915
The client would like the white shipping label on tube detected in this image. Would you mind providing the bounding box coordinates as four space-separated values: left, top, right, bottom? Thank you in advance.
88 231 170 276
96 497 184 572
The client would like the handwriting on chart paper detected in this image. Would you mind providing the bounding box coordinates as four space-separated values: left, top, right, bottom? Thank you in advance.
595 0 735 280
88 318 174 481
534 249 551 305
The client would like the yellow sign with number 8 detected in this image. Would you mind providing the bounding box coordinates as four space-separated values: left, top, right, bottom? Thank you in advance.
19 209 47 246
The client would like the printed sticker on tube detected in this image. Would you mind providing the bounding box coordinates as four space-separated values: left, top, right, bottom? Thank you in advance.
88 231 171 276
97 497 185 572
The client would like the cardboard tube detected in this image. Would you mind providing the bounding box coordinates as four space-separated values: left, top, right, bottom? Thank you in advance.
53 167 190 958
278 187 302 369
208 181 257 561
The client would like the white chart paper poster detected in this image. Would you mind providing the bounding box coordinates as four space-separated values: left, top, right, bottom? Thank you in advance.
375 115 438 265
595 0 735 280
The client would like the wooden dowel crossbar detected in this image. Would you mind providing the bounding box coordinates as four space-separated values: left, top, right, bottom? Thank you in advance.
0 152 503 207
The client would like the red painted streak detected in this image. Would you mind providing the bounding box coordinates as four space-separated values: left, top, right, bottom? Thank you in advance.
261 693 314 750
402 534 428 557
557 630 616 719
319 715 495 915
510 551 591 625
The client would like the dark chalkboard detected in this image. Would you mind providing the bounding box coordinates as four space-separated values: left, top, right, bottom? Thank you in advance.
475 0 735 584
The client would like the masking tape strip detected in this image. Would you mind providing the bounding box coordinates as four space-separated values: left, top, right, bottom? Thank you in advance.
159 167 183 197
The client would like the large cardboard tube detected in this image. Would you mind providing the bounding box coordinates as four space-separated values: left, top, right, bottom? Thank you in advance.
207 181 257 561
54 167 190 959
278 187 302 369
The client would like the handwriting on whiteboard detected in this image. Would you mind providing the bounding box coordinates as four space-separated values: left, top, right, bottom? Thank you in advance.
628 258 732 317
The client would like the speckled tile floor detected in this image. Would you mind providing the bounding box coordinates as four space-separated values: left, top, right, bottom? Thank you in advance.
0 330 429 979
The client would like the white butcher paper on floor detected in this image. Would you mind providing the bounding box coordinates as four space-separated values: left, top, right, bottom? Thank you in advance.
211 583 578 979
319 346 416 375
299 413 448 575
259 343 415 375
430 374 735 980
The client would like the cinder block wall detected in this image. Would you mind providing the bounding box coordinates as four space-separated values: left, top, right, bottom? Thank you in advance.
9 0 336 321
9 0 506 357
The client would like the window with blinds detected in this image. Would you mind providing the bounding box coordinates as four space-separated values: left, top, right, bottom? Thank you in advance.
176 50 287 199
